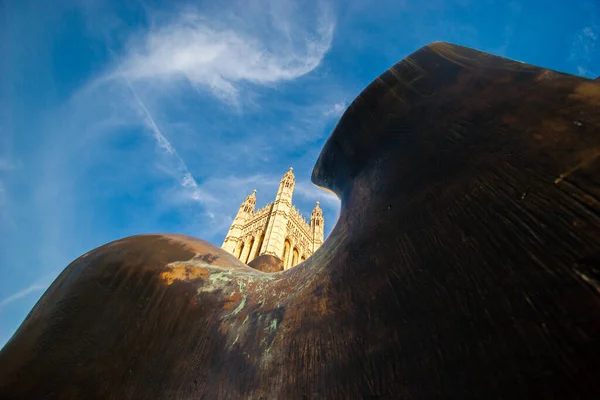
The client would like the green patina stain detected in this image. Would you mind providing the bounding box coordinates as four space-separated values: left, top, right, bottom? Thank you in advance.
207 269 275 288
209 271 234 285
245 274 277 285
232 295 247 315
269 319 278 331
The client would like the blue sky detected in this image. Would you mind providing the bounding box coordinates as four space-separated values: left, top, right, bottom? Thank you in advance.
0 0 598 348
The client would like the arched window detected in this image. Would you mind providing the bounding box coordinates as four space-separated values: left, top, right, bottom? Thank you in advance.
292 248 299 267
254 234 264 259
282 240 291 267
236 242 244 259
244 237 255 263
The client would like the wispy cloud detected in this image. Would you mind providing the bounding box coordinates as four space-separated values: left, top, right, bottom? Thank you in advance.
571 26 598 67
126 81 216 205
263 97 351 149
571 27 598 77
570 3 599 78
112 4 335 105
294 180 339 206
0 157 20 172
91 0 340 221
577 65 595 76
0 182 7 211
128 83 177 155
0 156 20 229
220 174 281 188
323 101 346 118
486 2 522 57
0 283 48 309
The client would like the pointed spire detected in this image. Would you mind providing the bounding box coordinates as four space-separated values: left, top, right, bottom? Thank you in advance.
283 167 295 180
239 189 257 216
276 167 296 199
245 189 257 203
311 201 323 218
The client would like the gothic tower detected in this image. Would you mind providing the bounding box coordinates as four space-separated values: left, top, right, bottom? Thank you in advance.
310 201 324 251
221 168 325 270
261 167 294 258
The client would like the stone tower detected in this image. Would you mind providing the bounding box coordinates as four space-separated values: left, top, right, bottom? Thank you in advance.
221 168 324 270
310 201 324 251
261 167 295 259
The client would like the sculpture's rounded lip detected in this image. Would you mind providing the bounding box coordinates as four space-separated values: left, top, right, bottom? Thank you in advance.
310 41 543 197
310 42 445 196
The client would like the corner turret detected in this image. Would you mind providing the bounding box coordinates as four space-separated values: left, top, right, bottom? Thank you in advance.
310 201 324 251
221 189 257 255
275 167 295 204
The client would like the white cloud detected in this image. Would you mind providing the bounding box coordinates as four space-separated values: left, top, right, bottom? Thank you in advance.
323 101 346 118
113 5 335 105
180 171 216 203
578 65 594 76
219 174 280 188
127 82 217 205
91 0 339 218
0 182 6 209
583 26 598 41
0 174 17 229
0 283 48 309
573 25 597 59
293 180 340 207
570 23 598 77
0 157 20 171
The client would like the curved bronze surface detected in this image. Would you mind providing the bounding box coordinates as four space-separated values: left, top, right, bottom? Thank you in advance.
248 254 284 273
1 42 600 398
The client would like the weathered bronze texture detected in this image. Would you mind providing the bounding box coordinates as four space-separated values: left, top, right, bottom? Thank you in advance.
1 42 600 398
248 254 284 273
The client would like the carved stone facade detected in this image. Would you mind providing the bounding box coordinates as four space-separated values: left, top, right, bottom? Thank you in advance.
222 168 324 270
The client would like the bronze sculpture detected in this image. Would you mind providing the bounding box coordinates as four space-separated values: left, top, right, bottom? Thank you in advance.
1 42 599 398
